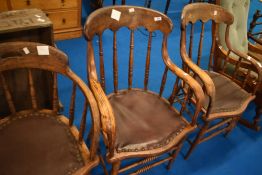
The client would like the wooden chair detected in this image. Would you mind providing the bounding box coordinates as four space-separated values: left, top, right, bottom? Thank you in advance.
180 3 262 158
0 42 100 175
85 5 205 175
215 0 262 131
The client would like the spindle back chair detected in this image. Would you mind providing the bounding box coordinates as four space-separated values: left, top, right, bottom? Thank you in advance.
85 5 205 175
0 42 100 175
180 3 262 158
215 0 262 131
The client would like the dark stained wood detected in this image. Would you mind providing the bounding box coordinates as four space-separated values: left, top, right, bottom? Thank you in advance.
79 100 88 142
0 41 100 174
189 23 194 58
52 73 59 113
159 66 169 97
144 32 152 91
197 22 204 66
128 30 134 90
69 82 77 126
99 36 106 90
0 9 54 118
0 73 15 114
28 69 37 109
113 31 118 93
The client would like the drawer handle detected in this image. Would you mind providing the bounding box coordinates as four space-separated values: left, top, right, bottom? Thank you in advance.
62 18 66 24
61 0 65 4
26 0 31 5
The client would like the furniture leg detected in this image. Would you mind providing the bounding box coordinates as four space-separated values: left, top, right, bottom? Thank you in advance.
185 121 209 159
111 161 121 175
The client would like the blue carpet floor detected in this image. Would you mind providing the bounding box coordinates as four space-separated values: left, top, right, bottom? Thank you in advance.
56 0 262 174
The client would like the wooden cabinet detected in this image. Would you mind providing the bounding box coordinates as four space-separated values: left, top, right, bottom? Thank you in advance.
0 0 82 40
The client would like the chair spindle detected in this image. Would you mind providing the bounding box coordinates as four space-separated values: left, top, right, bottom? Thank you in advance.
222 50 231 73
168 77 180 105
128 30 134 90
28 69 37 109
69 82 77 126
99 35 106 90
208 30 216 71
232 57 243 80
197 22 205 66
159 66 169 97
52 72 59 112
242 69 251 89
144 32 152 90
0 73 15 114
79 100 88 142
113 31 118 93
189 23 194 59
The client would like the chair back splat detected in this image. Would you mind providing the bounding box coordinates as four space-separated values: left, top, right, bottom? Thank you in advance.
0 42 100 175
85 5 205 175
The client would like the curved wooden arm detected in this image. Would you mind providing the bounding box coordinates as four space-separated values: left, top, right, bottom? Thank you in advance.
162 35 205 125
248 42 262 55
180 27 216 114
248 34 262 46
87 41 116 157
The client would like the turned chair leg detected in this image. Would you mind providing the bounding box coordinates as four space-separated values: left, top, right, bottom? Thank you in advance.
111 161 121 175
185 121 209 159
167 139 184 170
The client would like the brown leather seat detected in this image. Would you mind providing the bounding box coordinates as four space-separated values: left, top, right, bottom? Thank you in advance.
204 72 253 118
0 112 84 175
109 90 188 152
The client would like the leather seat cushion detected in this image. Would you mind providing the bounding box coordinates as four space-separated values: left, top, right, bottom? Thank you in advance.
0 112 85 175
204 71 253 116
108 90 187 152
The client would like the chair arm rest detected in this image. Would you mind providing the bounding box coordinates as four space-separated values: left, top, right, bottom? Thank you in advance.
179 37 215 115
248 42 262 55
248 34 262 46
87 41 116 157
162 37 205 125
227 47 262 84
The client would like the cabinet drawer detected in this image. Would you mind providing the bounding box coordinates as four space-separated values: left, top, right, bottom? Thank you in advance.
10 0 78 10
0 0 9 12
46 10 79 30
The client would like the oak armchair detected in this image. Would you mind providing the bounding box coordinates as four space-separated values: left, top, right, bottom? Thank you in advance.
215 0 262 131
180 3 262 158
85 5 205 175
0 42 100 175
